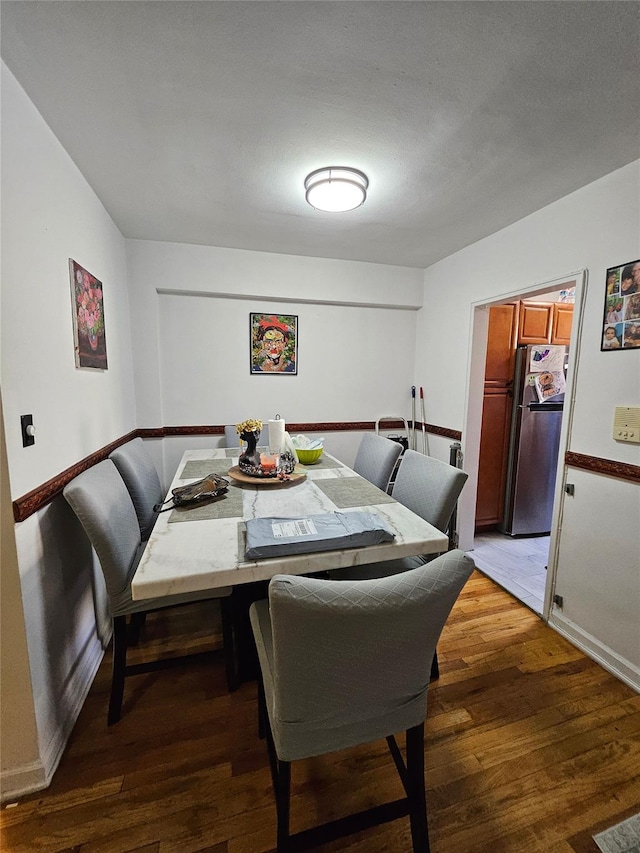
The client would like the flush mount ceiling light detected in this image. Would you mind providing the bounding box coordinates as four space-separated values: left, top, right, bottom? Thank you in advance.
304 166 368 212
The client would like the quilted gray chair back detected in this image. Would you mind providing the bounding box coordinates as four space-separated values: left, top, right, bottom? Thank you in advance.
224 425 241 448
109 438 163 540
352 433 403 491
63 460 140 610
393 449 468 534
263 549 474 761
225 422 269 448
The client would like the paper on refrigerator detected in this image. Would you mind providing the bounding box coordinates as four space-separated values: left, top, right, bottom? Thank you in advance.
529 345 565 372
533 370 566 401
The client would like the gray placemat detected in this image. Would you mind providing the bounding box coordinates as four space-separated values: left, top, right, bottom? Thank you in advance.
313 478 395 508
179 459 233 478
168 484 244 522
296 456 342 470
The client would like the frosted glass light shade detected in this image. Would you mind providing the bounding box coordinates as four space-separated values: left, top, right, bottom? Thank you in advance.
304 167 368 212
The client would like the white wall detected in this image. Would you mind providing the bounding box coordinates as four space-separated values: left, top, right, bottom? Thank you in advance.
0 64 136 797
416 160 640 688
126 240 424 479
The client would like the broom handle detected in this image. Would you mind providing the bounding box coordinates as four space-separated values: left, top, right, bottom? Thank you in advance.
411 386 417 450
420 386 427 455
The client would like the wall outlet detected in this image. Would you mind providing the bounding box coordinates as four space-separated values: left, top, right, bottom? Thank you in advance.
613 406 640 443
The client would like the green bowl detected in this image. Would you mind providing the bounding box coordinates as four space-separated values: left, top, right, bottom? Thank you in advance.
296 447 323 465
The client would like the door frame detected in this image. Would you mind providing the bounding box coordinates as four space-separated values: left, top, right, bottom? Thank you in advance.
457 269 588 621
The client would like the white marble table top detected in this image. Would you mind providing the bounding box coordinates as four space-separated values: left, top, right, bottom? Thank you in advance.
131 449 449 600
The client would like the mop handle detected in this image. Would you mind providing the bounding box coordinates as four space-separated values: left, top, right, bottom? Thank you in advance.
420 385 427 454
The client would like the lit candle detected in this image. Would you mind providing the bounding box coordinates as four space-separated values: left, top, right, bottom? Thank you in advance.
260 453 277 472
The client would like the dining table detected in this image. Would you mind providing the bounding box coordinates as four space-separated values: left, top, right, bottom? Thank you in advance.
131 447 450 602
131 446 450 681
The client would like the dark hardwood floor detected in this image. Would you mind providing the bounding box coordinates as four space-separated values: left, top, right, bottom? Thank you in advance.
2 571 639 853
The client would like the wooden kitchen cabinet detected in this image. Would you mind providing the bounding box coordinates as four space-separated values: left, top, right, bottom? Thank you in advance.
518 301 553 344
518 300 574 345
484 303 518 383
475 386 513 530
475 303 517 530
551 303 573 345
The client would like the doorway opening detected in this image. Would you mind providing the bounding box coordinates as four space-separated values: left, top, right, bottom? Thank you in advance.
458 271 586 619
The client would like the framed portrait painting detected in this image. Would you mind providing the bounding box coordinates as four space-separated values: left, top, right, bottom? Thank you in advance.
250 313 298 374
69 259 107 369
601 258 640 351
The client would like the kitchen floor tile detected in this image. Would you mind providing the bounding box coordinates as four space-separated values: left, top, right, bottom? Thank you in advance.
469 532 549 615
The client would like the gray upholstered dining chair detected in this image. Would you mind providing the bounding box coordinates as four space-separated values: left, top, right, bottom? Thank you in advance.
393 450 468 538
224 425 241 448
334 450 469 582
250 549 475 853
332 449 469 679
64 460 236 725
225 422 269 449
352 432 403 492
109 438 163 541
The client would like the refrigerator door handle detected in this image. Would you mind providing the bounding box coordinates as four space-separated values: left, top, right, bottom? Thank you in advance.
527 402 564 412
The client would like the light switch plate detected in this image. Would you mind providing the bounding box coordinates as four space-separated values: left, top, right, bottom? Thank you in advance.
21 414 35 447
613 406 640 443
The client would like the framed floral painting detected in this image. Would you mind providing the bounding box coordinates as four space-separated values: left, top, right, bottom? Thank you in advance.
601 258 640 351
250 313 297 374
69 259 108 368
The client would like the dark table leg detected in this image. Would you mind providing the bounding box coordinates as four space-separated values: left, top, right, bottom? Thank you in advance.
231 580 269 683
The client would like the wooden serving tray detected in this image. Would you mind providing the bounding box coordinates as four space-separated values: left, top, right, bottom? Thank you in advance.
227 466 306 487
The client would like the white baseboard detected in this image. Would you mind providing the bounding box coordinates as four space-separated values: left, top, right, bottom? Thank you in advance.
0 759 48 803
549 611 640 693
0 627 107 803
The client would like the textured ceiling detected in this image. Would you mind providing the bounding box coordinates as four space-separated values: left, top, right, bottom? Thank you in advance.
2 1 639 269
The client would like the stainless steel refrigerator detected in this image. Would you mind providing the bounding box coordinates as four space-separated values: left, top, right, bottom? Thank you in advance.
499 345 568 537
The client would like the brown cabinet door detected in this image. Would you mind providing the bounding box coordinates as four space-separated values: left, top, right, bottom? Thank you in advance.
551 303 573 345
484 304 518 383
475 304 518 530
518 301 553 344
475 387 512 529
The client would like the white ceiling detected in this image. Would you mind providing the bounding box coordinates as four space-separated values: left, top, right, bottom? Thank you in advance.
2 1 639 269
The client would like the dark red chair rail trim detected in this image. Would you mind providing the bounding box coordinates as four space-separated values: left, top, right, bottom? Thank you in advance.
13 430 138 522
565 451 640 484
423 424 462 441
11 420 458 522
151 421 463 441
